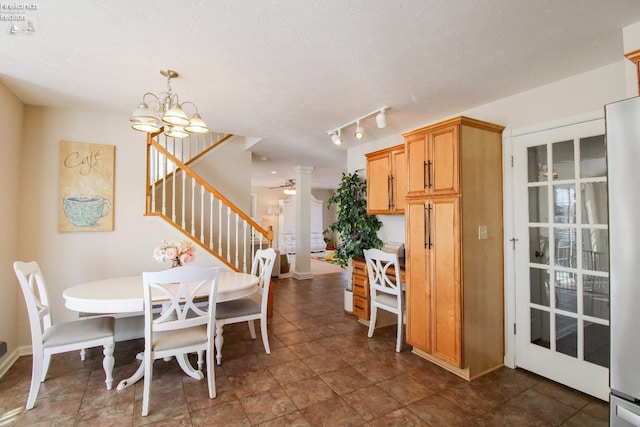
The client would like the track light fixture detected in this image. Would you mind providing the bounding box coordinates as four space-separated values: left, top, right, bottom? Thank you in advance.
354 121 364 139
327 106 389 144
331 129 343 145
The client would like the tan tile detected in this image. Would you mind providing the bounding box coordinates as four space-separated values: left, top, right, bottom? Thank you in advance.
257 346 299 367
240 387 297 424
375 373 436 406
287 341 331 359
15 394 81 426
532 380 592 409
76 401 134 426
439 381 505 415
276 330 313 346
368 407 430 426
320 366 372 395
132 388 189 425
352 359 404 383
301 396 365 426
282 377 338 409
506 388 578 425
469 404 550 426
343 384 403 421
407 394 474 426
268 360 316 386
221 353 264 377
190 400 250 426
255 411 311 426
561 410 609 427
228 368 280 398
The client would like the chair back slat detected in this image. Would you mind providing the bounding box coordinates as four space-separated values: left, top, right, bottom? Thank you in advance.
13 261 53 344
143 266 220 335
364 249 402 296
251 248 277 309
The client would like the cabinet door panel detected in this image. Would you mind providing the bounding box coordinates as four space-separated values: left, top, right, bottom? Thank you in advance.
431 196 462 366
406 135 427 198
406 201 431 352
367 155 391 213
430 125 459 195
393 150 406 213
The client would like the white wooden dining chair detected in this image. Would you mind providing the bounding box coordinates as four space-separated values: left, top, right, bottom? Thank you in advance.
363 248 405 352
13 261 115 410
214 248 276 365
141 265 220 417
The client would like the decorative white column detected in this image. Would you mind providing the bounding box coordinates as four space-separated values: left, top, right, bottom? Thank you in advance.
293 165 314 280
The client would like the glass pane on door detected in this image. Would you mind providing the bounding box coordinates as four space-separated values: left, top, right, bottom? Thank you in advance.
580 135 606 178
525 133 609 369
556 314 578 357
584 321 609 368
528 145 548 183
552 140 574 180
529 227 549 264
531 308 550 349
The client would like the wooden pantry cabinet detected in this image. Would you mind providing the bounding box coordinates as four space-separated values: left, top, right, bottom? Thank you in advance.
404 116 505 380
366 144 406 214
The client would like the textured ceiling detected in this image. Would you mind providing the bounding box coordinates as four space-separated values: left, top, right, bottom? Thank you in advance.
1 0 639 188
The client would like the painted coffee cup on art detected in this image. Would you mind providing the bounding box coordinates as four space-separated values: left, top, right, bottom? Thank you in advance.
63 195 112 227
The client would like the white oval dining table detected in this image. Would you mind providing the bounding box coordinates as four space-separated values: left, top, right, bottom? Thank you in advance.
62 270 259 390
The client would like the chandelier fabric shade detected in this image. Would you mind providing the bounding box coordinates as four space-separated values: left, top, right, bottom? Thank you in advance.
130 69 209 138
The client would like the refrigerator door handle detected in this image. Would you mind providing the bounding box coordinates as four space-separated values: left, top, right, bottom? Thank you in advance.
617 404 640 426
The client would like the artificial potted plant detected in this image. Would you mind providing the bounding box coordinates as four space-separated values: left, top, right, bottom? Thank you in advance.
325 171 383 312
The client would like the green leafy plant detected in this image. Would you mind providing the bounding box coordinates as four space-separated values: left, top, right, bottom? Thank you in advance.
325 171 383 269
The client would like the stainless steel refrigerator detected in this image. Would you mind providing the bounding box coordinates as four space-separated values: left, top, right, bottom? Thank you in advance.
606 95 640 426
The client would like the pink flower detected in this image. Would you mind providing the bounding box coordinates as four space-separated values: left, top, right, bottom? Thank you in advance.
165 247 178 259
153 239 196 266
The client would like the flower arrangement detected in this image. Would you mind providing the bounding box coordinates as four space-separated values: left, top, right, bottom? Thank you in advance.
153 238 196 267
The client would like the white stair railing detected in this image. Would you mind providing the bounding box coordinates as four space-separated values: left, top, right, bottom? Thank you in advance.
145 132 272 272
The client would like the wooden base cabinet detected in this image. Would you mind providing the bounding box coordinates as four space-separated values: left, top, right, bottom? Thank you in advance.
351 259 370 320
404 116 505 380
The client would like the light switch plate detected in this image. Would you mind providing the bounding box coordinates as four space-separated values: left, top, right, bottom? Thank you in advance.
478 225 488 240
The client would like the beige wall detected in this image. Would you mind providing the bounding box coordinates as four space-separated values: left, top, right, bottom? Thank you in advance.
0 81 23 369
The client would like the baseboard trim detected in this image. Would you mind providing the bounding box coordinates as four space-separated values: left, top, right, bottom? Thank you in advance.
0 345 31 379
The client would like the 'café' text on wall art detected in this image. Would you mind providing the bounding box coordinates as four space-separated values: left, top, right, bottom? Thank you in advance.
58 140 115 232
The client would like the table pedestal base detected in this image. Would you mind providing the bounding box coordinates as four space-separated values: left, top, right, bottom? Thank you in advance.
116 352 204 390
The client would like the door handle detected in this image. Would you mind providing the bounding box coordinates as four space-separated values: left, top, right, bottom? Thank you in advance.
427 202 433 249
388 175 392 209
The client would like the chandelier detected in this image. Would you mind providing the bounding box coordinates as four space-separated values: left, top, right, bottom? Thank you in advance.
129 69 209 138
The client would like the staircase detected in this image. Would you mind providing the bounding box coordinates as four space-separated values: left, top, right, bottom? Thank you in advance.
144 131 272 273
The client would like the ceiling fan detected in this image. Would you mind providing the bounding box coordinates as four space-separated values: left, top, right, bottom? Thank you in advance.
270 179 296 195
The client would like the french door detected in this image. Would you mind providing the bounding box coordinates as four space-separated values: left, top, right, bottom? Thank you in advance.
512 118 610 400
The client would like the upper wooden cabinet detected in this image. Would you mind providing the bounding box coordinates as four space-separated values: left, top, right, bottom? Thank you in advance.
405 123 459 198
625 48 640 95
366 144 406 214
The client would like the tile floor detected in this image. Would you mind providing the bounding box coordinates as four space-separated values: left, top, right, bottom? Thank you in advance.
0 272 610 426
